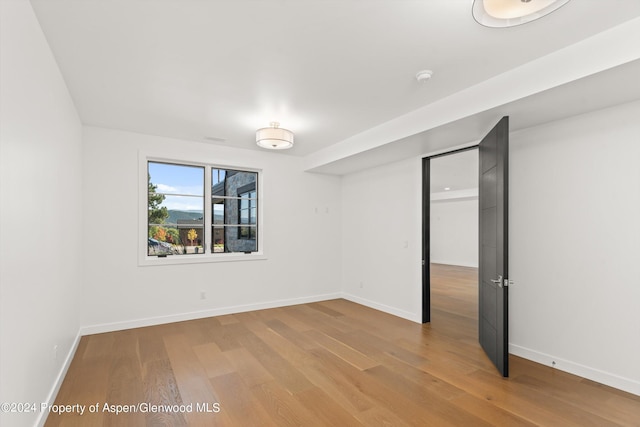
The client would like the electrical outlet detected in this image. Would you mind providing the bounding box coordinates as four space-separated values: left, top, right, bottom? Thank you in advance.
53 345 58 362
359 282 364 289
200 291 206 300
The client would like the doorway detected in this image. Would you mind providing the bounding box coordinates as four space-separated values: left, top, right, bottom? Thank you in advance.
421 147 478 324
422 117 510 377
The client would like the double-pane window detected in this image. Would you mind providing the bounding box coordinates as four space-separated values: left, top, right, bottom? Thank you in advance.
147 161 258 257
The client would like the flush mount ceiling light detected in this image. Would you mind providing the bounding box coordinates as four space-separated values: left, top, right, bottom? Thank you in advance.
256 122 294 150
472 0 572 28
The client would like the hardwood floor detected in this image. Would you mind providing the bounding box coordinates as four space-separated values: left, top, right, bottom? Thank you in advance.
45 264 640 426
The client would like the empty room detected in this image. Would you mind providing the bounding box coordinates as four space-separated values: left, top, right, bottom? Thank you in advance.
2 0 640 426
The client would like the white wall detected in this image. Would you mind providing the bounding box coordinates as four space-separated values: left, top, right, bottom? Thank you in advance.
509 99 640 395
340 99 640 395
0 1 84 426
2 3 638 416
341 157 422 322
81 127 342 331
430 198 478 267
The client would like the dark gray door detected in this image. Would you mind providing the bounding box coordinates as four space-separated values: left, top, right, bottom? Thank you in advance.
479 116 509 377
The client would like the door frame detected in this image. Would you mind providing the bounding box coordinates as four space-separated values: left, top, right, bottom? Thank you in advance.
421 145 479 323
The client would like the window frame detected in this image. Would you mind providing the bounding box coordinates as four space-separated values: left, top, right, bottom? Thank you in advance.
139 152 265 266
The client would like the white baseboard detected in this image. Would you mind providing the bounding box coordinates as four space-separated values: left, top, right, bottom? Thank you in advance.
341 292 422 323
509 344 640 397
35 332 82 427
80 293 343 336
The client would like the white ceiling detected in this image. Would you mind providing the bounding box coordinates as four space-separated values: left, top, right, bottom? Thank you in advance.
29 0 640 174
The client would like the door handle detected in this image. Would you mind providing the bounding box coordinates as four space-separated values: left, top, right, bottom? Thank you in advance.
491 275 503 288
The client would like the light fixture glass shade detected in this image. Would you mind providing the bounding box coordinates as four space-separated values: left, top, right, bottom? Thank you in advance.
472 0 571 28
256 122 294 150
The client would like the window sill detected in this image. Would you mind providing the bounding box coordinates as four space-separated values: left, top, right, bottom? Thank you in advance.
139 252 267 267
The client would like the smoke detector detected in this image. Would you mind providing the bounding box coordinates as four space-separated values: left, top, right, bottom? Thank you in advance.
416 70 433 82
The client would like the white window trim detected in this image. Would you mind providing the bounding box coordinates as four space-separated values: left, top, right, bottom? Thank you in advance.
138 151 266 266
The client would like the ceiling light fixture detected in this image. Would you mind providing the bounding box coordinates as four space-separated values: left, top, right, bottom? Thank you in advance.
472 0 572 28
256 122 294 150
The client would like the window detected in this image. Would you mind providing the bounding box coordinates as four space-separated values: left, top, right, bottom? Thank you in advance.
145 159 260 263
148 162 204 256
211 169 258 253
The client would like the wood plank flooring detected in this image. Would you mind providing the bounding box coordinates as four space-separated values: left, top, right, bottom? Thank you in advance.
45 264 640 426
